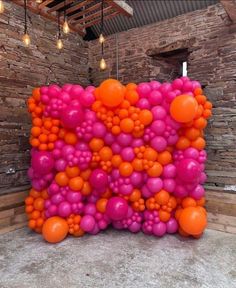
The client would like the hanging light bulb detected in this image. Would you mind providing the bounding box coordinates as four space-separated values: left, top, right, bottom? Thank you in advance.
99 33 105 44
63 19 70 34
22 0 30 46
0 0 4 13
57 38 63 50
36 0 43 3
100 58 107 70
22 33 31 46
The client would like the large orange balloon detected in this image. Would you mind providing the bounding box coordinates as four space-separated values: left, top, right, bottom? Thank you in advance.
99 79 125 108
170 95 198 123
179 206 207 235
42 216 69 243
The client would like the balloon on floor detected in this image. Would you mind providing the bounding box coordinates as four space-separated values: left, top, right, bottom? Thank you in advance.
25 77 212 243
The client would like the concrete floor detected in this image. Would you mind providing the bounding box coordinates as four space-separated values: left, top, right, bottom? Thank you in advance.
0 229 235 288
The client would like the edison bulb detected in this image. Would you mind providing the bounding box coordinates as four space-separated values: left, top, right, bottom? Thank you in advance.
100 58 107 70
99 33 105 44
22 33 30 46
0 0 4 13
57 39 63 50
36 0 43 3
63 20 70 34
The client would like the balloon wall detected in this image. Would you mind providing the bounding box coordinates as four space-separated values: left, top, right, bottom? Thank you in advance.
26 77 212 243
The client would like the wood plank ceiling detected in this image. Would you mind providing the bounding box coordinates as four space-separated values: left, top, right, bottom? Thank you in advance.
12 0 133 37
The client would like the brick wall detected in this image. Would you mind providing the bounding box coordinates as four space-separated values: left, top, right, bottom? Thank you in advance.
0 1 89 195
89 3 236 192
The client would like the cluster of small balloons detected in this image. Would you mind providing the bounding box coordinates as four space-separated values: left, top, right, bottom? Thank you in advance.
25 77 212 243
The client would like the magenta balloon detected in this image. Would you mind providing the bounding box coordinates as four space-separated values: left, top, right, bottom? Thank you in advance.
48 205 58 216
146 178 163 194
119 184 133 195
80 91 95 107
137 83 151 98
104 132 115 145
106 197 128 221
177 158 201 183
89 169 108 189
184 148 199 159
62 145 75 158
167 135 179 145
41 94 49 104
159 83 172 95
92 122 106 138
151 120 166 135
129 222 142 233
80 215 96 232
66 191 81 203
61 105 84 129
189 185 205 200
172 79 183 90
48 85 61 97
163 164 176 178
200 172 207 184
84 203 97 215
40 86 48 94
55 159 67 171
141 185 153 198
31 151 54 175
60 92 71 104
153 222 167 237
149 80 161 90
166 218 178 234
62 84 73 92
151 106 167 120
51 193 64 205
192 80 201 89
182 81 193 92
163 179 176 193
150 136 167 152
166 91 176 103
137 98 150 109
173 185 188 198
130 172 143 186
117 133 132 146
111 143 122 154
131 138 144 148
70 85 84 98
148 90 163 105
48 183 60 195
121 147 135 161
58 201 71 217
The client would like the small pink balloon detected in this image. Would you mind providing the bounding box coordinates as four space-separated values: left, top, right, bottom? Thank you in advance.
153 222 167 237
80 91 95 107
189 185 205 200
148 90 163 105
58 201 71 217
151 106 167 120
31 151 54 175
151 136 167 152
146 178 163 194
106 197 128 221
80 215 96 232
121 147 135 161
61 105 84 129
166 218 178 234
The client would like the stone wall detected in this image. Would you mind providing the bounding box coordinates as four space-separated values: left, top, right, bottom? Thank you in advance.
89 3 236 192
0 1 89 195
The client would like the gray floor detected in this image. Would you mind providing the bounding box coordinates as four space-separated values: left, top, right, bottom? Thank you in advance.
0 228 235 288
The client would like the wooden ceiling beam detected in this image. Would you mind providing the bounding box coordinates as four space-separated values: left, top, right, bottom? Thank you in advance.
107 0 133 17
11 0 85 36
72 6 113 25
38 0 54 9
47 0 74 14
220 0 236 23
66 0 90 15
82 11 119 29
68 2 101 21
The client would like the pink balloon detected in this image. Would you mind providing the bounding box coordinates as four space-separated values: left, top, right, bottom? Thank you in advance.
31 151 54 175
150 136 167 152
117 133 133 146
92 122 106 138
166 218 178 233
61 105 84 129
106 197 128 221
153 222 167 237
80 91 95 107
89 169 108 189
148 90 163 105
121 147 135 161
151 120 166 135
137 83 151 97
151 106 167 120
189 185 205 200
177 159 201 183
146 178 163 194
80 215 96 232
58 201 71 217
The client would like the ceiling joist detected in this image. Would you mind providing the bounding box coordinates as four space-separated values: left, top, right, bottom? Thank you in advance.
12 0 133 36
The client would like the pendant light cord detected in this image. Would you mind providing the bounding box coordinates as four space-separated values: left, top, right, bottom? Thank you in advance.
64 0 66 21
24 0 27 34
58 11 61 38
101 0 104 56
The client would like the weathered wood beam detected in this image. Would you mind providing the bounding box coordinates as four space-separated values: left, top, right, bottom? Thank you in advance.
66 0 90 15
47 0 74 14
68 2 101 21
220 0 236 22
72 6 113 25
107 0 133 17
38 0 54 9
11 0 85 36
82 11 119 29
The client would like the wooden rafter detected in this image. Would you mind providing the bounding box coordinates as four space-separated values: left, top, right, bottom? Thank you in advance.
12 0 133 35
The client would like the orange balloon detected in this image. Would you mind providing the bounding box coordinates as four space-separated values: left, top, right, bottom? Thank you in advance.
120 118 134 133
42 216 69 243
64 132 78 145
96 198 108 213
191 137 206 150
185 128 201 141
99 147 113 161
31 126 41 137
89 138 104 152
126 83 137 90
129 189 141 202
159 210 171 222
69 177 84 191
132 158 143 171
111 155 122 167
179 206 207 235
147 162 163 177
176 136 191 150
33 197 44 211
170 95 198 123
155 190 170 205
143 147 158 161
81 181 92 196
99 79 125 107
125 90 139 105
119 162 133 177
55 172 69 186
157 151 172 165
66 166 80 178
181 197 197 208
194 117 207 129
139 110 153 125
